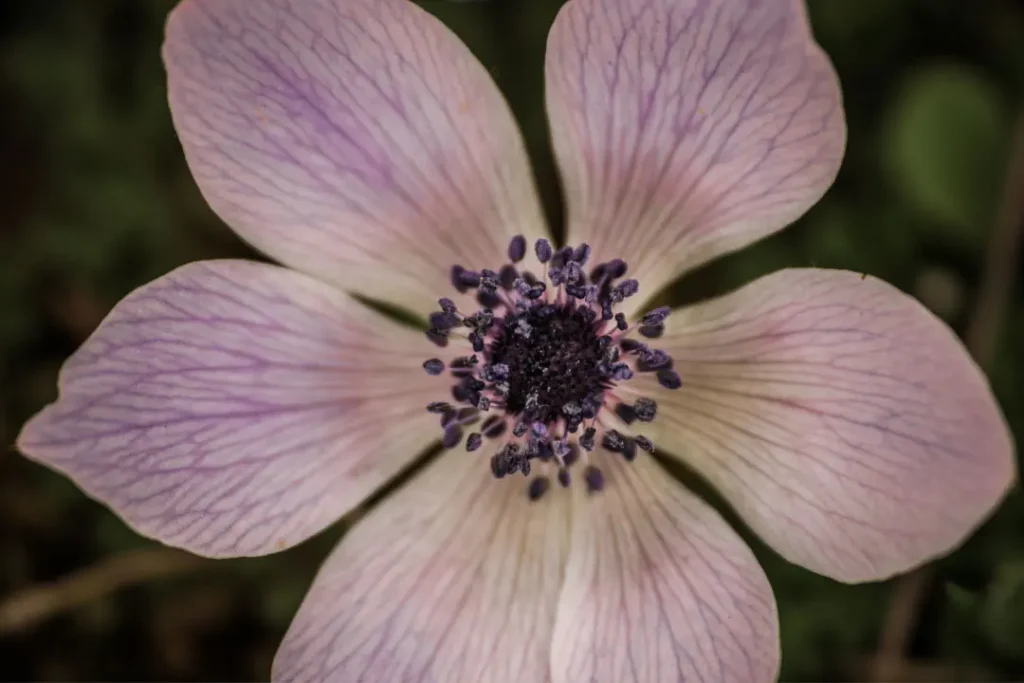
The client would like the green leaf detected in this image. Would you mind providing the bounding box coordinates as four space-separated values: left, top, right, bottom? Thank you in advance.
882 64 1010 249
980 560 1024 660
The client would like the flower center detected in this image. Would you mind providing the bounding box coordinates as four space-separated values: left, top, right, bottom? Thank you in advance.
421 236 681 500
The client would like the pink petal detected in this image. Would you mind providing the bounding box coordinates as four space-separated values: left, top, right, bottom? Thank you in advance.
164 0 547 315
17 260 445 558
626 269 1016 582
545 0 845 314
273 448 570 683
552 454 779 683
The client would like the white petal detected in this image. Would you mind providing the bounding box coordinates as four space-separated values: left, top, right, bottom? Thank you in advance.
627 269 1015 582
546 0 844 314
165 0 548 315
18 260 446 557
273 447 570 683
552 454 779 683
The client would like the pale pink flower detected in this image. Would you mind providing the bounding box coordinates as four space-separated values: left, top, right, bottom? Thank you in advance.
17 0 1015 681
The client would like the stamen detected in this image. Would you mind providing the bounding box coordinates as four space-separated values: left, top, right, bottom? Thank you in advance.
634 398 657 422
508 235 527 263
557 468 571 487
535 238 553 263
423 238 681 498
584 465 605 493
443 425 463 448
657 369 683 389
528 476 550 501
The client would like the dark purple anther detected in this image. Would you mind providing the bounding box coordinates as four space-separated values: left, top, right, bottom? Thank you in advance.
612 279 639 301
550 247 572 268
615 313 628 331
443 425 463 448
439 297 457 314
602 429 626 453
557 468 571 488
490 453 507 478
482 416 507 439
584 465 605 493
634 397 657 422
426 329 449 347
657 369 682 389
611 363 634 381
573 243 591 265
508 235 527 263
452 383 470 402
450 264 469 293
528 476 550 501
456 406 479 423
480 269 499 292
477 289 502 309
620 338 646 353
607 259 628 278
500 265 519 291
580 427 596 452
639 323 664 339
423 358 445 375
535 238 553 263
469 332 484 353
621 438 637 462
614 403 637 425
426 401 451 413
466 432 483 452
642 306 671 326
429 311 459 330
638 348 671 371
635 435 655 453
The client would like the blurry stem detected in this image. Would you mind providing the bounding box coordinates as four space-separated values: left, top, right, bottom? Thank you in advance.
0 547 206 635
871 111 1024 681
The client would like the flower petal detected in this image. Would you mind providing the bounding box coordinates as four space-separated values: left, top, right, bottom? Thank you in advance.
625 269 1016 582
272 447 570 683
551 454 779 683
164 0 547 315
17 260 445 558
545 0 845 313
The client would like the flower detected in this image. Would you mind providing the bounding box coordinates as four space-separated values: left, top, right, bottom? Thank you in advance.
16 0 1015 680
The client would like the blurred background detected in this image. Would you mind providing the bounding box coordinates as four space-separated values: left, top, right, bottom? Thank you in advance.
1 0 1023 680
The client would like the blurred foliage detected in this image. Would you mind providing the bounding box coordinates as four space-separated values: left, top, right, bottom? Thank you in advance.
0 0 1022 681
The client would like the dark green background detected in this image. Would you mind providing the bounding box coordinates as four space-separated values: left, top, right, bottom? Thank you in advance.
1 0 1022 680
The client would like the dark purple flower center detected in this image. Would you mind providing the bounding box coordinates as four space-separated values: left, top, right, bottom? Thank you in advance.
422 236 681 500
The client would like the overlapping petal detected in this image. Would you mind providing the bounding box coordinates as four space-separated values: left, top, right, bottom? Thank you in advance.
17 260 445 558
546 0 845 314
273 447 570 683
625 269 1015 582
552 454 779 683
164 0 547 316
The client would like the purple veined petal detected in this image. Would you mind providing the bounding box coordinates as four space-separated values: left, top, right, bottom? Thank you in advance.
273 447 570 683
545 0 845 316
164 0 548 317
17 260 450 558
552 454 779 683
623 269 1016 582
